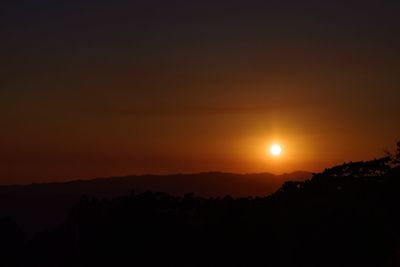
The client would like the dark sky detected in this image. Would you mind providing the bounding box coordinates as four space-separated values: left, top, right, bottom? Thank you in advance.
1 0 400 184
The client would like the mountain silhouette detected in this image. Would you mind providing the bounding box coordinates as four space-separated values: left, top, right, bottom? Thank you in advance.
2 153 399 267
1 143 400 267
0 171 311 235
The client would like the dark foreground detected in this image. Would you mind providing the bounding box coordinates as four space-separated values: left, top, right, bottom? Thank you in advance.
1 152 400 266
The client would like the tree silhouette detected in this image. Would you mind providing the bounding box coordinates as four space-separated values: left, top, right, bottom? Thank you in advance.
395 141 400 165
0 218 25 267
2 141 400 266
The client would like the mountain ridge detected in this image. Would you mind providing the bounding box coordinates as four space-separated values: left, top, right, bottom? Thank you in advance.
0 171 311 235
0 170 311 188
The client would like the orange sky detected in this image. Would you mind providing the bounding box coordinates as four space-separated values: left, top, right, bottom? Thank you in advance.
1 0 399 184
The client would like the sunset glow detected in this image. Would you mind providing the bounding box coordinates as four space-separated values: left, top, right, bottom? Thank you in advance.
0 1 399 185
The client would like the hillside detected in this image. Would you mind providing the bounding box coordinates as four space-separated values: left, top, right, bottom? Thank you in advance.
0 171 311 235
1 160 400 266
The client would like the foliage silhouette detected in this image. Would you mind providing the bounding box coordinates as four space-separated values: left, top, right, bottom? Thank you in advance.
2 142 400 266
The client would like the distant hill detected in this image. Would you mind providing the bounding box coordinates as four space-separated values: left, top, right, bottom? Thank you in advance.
0 171 311 235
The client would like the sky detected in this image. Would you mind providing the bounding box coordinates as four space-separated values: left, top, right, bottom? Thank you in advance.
1 0 400 184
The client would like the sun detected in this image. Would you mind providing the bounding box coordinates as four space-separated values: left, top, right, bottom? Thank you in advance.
269 144 282 156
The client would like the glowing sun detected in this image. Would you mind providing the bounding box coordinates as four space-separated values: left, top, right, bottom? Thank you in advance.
269 144 282 156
